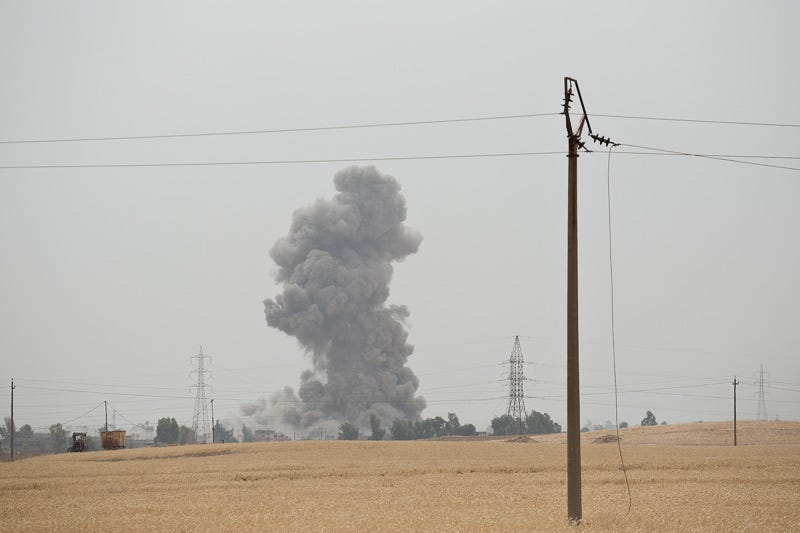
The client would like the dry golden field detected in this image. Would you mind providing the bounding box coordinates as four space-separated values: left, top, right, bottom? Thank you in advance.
1 421 798 532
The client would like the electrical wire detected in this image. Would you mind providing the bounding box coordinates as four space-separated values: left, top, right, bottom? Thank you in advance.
606 146 632 516
611 151 800 160
0 110 797 146
592 113 800 129
61 400 105 426
619 143 800 172
3 148 799 171
0 113 561 145
0 151 565 170
109 406 138 427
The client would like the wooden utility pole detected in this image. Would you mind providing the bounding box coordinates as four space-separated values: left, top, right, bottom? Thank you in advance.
104 400 108 432
562 77 616 524
210 399 215 443
566 105 582 523
733 377 739 446
10 379 15 461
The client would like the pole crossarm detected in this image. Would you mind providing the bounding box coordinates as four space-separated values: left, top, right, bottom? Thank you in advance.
563 77 617 152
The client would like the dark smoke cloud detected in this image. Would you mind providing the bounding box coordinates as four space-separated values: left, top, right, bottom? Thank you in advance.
263 166 425 430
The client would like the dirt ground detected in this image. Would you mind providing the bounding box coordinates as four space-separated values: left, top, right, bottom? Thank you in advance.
1 420 798 532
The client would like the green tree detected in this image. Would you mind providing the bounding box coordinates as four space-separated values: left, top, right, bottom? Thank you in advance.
338 422 359 440
413 418 434 438
368 414 386 441
390 419 417 440
155 417 179 444
17 424 33 439
525 411 562 435
445 413 461 435
491 415 524 436
491 415 511 436
641 411 657 426
178 425 195 445
48 423 68 453
431 416 447 437
213 421 236 443
457 423 477 436
242 424 256 442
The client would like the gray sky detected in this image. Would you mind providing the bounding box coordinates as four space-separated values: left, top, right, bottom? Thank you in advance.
1 1 798 437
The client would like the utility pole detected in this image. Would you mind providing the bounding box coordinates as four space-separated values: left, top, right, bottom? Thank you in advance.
210 399 215 443
10 379 15 461
562 77 616 524
104 400 108 432
733 377 739 446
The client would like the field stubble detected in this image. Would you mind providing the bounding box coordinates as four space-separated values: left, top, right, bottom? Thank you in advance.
0 421 798 532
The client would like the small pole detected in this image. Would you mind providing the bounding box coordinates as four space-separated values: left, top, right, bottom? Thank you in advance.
210 399 215 443
104 400 108 433
10 379 15 461
733 377 739 446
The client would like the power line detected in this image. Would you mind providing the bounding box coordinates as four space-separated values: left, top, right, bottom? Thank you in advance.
0 151 565 170
612 151 800 160
592 113 800 129
21 384 195 400
1 111 797 146
619 143 800 172
61 401 105 426
767 384 800 393
0 113 560 145
3 148 799 171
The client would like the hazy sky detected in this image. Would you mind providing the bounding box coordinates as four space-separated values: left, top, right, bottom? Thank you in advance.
1 1 798 437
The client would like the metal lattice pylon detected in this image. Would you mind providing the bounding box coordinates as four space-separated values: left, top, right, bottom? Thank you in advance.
191 346 212 443
755 364 768 421
506 336 528 422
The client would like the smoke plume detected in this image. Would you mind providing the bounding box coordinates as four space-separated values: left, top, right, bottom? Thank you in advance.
264 166 425 430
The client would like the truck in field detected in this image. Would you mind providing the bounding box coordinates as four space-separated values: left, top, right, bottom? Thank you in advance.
70 432 87 452
100 430 126 450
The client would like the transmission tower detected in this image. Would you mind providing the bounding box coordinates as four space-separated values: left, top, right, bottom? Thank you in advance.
506 335 528 421
191 346 212 444
755 364 768 421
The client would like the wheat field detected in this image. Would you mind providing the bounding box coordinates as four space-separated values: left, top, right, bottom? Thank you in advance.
1 421 798 532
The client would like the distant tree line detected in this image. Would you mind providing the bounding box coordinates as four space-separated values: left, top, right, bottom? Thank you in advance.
152 417 242 445
490 411 561 436
335 411 565 441
0 415 276 457
0 418 102 457
336 412 478 441
389 413 478 440
151 418 286 445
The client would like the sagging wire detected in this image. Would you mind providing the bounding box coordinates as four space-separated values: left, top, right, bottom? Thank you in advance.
607 144 632 516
